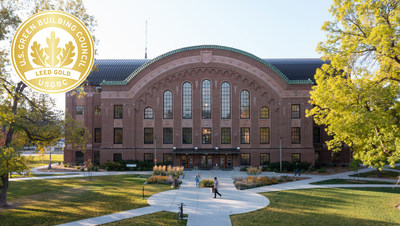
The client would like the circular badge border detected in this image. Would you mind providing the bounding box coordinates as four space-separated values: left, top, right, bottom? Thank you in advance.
11 10 95 94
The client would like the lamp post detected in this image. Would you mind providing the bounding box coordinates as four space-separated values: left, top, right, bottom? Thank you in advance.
154 136 157 165
280 137 282 173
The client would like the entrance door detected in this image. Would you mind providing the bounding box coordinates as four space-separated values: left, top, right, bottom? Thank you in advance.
188 155 193 168
181 155 187 168
227 155 232 168
220 155 225 168
207 155 213 169
201 155 206 168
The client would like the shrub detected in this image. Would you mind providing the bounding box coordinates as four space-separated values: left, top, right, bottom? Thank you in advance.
200 179 214 187
318 168 326 173
146 175 177 185
246 167 262 175
240 166 249 172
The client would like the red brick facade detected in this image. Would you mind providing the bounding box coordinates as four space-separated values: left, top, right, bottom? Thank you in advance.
64 46 350 168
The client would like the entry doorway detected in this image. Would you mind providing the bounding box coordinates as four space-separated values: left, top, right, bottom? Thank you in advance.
220 155 225 168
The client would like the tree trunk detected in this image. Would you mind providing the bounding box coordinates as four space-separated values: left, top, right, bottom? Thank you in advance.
0 174 9 207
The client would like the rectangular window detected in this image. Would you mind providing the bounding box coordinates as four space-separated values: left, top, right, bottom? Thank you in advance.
291 104 300 118
114 105 123 119
202 128 211 144
292 153 301 162
144 153 154 163
113 153 122 162
76 105 84 115
163 153 173 165
260 153 270 165
182 128 192 144
94 105 102 115
163 128 173 144
94 151 100 165
144 128 154 144
94 128 101 143
240 127 250 144
241 153 250 165
221 128 231 144
291 127 301 144
260 127 270 144
114 128 123 144
313 127 321 143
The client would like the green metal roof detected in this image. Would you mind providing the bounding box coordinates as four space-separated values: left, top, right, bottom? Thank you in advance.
100 45 316 85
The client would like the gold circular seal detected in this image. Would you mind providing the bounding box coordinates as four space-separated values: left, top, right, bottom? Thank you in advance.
11 11 94 94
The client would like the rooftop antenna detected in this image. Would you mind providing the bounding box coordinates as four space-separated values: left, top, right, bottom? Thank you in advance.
145 20 148 59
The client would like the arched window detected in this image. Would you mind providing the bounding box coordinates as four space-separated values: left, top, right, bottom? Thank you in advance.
144 107 153 119
260 106 269 119
163 90 173 119
221 82 231 119
202 80 211 119
182 82 192 119
240 90 250 119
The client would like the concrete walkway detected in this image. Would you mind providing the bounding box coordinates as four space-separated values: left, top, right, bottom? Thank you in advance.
53 166 399 226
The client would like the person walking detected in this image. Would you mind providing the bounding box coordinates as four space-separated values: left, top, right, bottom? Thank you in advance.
295 162 301 176
195 173 201 188
213 177 221 198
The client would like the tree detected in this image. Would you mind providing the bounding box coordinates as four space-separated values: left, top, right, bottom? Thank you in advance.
0 0 96 208
307 0 400 170
64 112 91 157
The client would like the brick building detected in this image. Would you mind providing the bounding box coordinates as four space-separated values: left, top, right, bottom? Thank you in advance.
64 45 350 168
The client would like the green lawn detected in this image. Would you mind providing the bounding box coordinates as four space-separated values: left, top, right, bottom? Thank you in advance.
10 173 74 178
231 187 400 225
105 211 187 226
0 174 172 225
311 179 393 185
26 154 64 168
350 170 400 179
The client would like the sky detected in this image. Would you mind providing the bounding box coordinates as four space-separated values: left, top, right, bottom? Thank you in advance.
53 0 334 110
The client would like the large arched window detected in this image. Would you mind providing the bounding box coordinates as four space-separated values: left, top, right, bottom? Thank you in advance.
240 90 250 119
182 82 192 119
260 106 269 119
163 90 173 119
221 82 231 119
144 107 153 119
202 80 211 119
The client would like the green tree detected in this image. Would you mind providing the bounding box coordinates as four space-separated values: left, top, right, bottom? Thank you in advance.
0 0 96 207
64 112 91 155
307 0 400 170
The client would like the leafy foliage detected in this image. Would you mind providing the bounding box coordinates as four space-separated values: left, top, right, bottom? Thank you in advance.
307 0 400 169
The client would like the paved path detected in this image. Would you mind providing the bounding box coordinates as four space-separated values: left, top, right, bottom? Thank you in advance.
53 166 399 226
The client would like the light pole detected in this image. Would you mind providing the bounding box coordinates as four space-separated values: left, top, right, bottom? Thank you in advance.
280 137 282 173
154 136 157 165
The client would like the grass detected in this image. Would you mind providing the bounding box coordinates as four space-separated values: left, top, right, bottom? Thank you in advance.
25 154 64 168
310 179 394 185
10 173 74 178
231 187 400 225
350 170 400 179
0 174 172 225
104 211 187 226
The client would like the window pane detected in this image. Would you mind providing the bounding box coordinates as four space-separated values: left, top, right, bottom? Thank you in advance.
240 90 250 119
240 127 250 144
291 127 301 144
202 80 211 119
113 153 122 162
114 128 123 144
221 128 231 144
260 127 270 144
221 82 231 119
163 91 173 119
76 105 84 115
202 128 211 144
182 82 192 119
291 104 300 118
292 153 301 162
182 128 192 144
114 105 123 119
94 128 101 143
163 153 173 165
260 153 270 165
313 127 321 143
94 105 102 115
163 128 173 144
144 107 154 119
241 154 250 165
144 153 154 163
144 128 154 144
260 106 269 119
